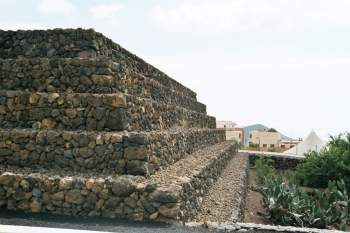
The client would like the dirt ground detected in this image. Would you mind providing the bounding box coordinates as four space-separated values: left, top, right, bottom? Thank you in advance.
243 169 271 225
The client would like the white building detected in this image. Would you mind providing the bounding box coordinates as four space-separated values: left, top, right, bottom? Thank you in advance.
284 131 326 156
225 129 244 144
280 139 302 149
216 121 244 144
216 121 236 129
249 131 282 149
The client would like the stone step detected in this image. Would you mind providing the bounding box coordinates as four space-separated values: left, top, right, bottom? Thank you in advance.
0 141 237 222
0 128 225 176
0 29 197 100
0 90 215 131
0 58 205 113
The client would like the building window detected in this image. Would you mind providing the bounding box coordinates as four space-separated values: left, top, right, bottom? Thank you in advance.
263 144 267 148
239 134 241 139
281 145 285 148
250 134 252 139
270 144 275 148
290 145 294 148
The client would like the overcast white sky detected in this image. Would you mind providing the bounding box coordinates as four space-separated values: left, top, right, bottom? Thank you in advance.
1 0 350 140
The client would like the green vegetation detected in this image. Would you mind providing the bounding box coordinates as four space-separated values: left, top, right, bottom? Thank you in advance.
249 143 259 149
254 134 350 230
255 157 276 184
259 177 349 230
293 133 350 193
268 147 277 152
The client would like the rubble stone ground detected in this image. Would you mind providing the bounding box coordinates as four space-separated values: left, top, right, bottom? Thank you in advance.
194 153 249 223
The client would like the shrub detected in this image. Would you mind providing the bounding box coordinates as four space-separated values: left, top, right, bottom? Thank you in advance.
259 177 349 230
268 147 276 152
249 143 260 149
293 133 350 193
255 157 276 184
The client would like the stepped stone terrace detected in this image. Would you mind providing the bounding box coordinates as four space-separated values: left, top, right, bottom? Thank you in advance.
0 28 239 223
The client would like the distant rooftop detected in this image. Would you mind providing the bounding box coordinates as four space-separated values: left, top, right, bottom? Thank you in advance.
216 121 237 129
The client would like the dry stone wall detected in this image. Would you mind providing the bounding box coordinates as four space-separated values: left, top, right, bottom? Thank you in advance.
0 128 225 176
248 153 302 170
0 58 206 113
0 29 196 99
0 142 237 222
0 28 237 223
0 90 215 131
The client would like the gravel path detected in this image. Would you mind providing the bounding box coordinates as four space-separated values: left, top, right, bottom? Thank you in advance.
194 153 249 223
149 141 233 185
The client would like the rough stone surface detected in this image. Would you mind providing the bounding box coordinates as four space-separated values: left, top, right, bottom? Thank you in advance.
0 30 205 111
0 90 215 131
194 153 249 223
0 128 224 175
0 29 202 109
0 29 237 226
0 142 237 222
148 141 238 222
247 154 302 170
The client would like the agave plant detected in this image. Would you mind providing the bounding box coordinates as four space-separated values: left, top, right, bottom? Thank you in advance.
259 176 308 227
258 177 349 230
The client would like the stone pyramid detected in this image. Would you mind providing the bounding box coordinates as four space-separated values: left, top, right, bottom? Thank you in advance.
0 29 238 222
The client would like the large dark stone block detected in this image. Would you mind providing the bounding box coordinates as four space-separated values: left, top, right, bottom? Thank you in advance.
106 108 129 130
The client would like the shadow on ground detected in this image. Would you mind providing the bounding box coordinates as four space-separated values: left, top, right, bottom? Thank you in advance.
0 209 209 233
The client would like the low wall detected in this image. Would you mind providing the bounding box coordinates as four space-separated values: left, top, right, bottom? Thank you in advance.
230 156 249 222
246 153 303 170
0 128 225 176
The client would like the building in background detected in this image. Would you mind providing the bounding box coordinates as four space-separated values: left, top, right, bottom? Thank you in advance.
218 122 302 149
242 124 269 146
284 131 326 156
216 121 244 144
280 139 302 149
249 130 282 149
243 124 293 146
216 121 236 129
225 127 244 144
